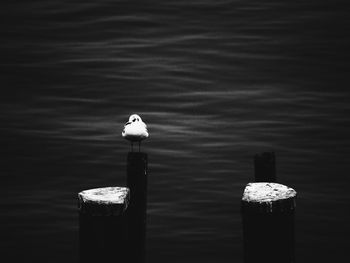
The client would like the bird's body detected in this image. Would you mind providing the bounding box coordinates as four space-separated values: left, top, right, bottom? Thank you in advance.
122 114 148 151
122 121 148 141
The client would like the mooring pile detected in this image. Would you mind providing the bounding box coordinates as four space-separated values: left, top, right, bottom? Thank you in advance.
78 114 149 263
241 152 297 263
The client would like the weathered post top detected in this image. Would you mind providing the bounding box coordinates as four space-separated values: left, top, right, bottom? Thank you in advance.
241 182 297 213
78 187 130 216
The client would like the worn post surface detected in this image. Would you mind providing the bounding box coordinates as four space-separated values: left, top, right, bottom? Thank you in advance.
241 182 297 263
78 187 129 263
254 152 276 182
127 152 148 263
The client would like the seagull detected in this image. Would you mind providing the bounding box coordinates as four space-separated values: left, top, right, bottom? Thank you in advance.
122 114 149 152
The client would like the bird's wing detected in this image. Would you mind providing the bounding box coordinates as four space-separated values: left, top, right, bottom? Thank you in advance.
122 122 130 135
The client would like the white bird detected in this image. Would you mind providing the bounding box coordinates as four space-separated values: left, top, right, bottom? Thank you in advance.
122 114 149 152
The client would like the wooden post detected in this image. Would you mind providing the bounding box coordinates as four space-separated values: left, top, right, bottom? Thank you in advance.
241 182 296 263
254 152 276 182
126 152 148 263
78 187 129 263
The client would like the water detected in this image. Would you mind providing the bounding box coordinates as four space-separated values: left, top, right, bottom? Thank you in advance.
1 1 349 262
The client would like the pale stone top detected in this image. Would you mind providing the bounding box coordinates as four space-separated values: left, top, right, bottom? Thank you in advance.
242 182 296 203
78 187 130 216
78 186 129 205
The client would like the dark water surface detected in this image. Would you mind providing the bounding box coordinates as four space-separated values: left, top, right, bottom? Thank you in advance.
1 1 350 262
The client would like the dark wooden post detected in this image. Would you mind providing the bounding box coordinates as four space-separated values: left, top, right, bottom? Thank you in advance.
78 187 129 263
241 182 297 263
126 152 148 263
254 152 276 182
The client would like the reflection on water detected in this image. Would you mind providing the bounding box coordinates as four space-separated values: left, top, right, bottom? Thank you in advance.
1 0 350 262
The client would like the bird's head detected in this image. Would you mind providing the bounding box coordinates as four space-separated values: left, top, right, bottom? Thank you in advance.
128 114 142 123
